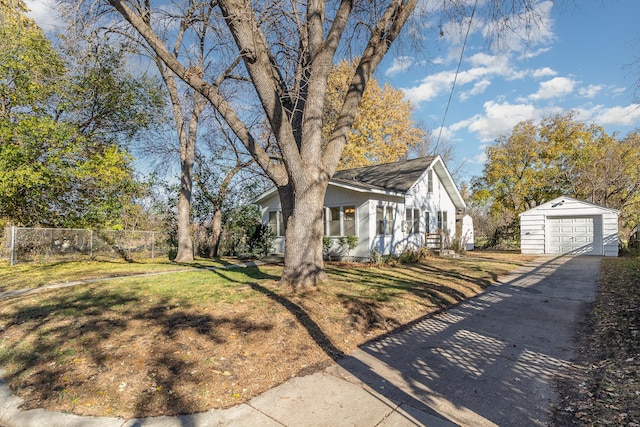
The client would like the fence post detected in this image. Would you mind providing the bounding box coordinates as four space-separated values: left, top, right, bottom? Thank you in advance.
10 226 16 266
90 229 93 259
151 231 155 259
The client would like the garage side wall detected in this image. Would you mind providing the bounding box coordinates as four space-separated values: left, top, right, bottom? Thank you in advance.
603 212 619 257
520 213 546 254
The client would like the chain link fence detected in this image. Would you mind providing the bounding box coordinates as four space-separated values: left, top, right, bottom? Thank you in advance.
1 227 171 265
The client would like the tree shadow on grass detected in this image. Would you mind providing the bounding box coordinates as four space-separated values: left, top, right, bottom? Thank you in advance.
0 257 553 424
247 282 345 360
0 281 274 418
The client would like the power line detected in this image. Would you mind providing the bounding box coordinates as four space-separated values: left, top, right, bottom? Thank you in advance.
435 0 479 146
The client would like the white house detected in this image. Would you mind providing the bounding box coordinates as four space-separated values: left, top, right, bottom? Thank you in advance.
253 156 467 259
519 196 619 257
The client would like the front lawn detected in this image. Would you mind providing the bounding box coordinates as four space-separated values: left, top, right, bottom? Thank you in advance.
0 252 535 418
0 258 238 293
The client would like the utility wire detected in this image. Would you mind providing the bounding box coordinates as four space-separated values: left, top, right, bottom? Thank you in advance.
435 0 479 146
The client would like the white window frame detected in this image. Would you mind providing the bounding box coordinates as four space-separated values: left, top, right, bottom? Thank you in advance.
437 210 448 233
324 205 357 237
268 210 285 237
406 208 420 234
376 204 395 236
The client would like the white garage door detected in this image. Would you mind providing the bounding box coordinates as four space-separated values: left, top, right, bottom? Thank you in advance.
547 216 602 255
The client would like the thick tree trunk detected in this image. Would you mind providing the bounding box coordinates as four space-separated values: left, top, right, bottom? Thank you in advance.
279 181 328 291
208 208 222 258
174 159 194 262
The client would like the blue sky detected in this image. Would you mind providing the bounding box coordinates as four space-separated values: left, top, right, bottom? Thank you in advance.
28 1 640 184
377 1 640 183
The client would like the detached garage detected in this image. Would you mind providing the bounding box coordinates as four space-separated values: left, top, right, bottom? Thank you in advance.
520 196 619 257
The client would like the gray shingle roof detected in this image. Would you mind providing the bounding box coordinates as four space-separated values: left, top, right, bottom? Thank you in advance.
331 156 435 193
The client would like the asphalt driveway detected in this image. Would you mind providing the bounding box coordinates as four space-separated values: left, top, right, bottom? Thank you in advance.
330 255 600 426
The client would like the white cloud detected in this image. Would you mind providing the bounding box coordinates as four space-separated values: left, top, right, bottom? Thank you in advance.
401 71 455 104
590 104 640 126
385 56 415 77
453 100 563 142
468 52 496 68
482 0 555 54
531 67 557 78
579 84 604 99
460 79 491 101
468 101 539 140
519 47 552 60
403 53 519 105
462 150 488 165
529 77 576 100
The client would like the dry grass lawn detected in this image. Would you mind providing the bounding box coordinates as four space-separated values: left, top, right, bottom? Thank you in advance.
0 252 536 418
552 256 640 426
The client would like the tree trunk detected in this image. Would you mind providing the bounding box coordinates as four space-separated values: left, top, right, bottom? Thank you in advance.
209 208 222 258
279 181 328 291
174 157 194 262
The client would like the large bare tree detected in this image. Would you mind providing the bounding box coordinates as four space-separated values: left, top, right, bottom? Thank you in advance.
77 0 541 290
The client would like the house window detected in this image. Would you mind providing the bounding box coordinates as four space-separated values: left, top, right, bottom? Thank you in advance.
328 207 341 236
437 211 448 233
344 206 356 236
325 205 357 236
377 205 394 235
406 208 420 234
376 206 385 235
427 169 433 193
425 212 430 233
268 211 285 237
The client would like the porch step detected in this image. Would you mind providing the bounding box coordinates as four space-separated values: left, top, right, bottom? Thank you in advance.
435 249 458 257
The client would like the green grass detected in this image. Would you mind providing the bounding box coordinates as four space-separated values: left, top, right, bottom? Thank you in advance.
0 257 246 293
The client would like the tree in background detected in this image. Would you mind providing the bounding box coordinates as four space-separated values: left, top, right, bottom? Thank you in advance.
0 1 163 228
84 1 233 262
323 59 425 170
192 119 259 258
472 112 640 245
82 0 545 290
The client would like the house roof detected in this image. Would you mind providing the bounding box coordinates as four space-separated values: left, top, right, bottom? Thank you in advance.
332 156 466 210
252 155 466 210
331 156 436 193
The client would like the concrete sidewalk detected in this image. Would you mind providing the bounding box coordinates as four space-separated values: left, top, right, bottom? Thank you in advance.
0 255 599 426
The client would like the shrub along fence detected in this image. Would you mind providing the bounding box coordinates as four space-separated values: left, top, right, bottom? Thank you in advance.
1 227 171 265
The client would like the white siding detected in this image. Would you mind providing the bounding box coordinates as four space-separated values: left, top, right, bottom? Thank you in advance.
603 212 619 257
406 167 457 240
520 213 546 254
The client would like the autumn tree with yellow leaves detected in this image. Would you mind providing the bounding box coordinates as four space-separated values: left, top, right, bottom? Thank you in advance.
472 112 640 245
324 60 425 170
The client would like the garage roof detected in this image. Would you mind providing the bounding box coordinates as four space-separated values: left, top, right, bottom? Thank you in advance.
519 196 620 216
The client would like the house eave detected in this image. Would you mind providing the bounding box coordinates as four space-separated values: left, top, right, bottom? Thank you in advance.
429 156 466 210
251 186 278 205
328 180 405 197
